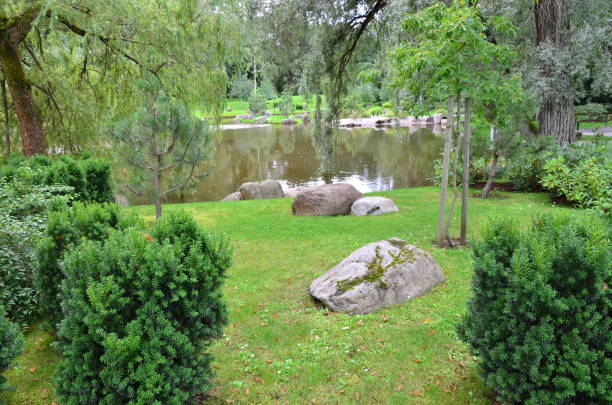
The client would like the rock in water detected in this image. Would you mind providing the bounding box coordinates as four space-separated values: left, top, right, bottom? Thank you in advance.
351 197 398 216
238 179 284 200
221 192 242 201
292 184 363 216
309 238 445 314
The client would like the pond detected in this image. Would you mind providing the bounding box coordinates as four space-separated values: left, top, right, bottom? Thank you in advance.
165 125 443 203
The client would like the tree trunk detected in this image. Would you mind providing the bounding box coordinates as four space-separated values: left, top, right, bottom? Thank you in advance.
154 155 162 219
0 29 45 155
460 97 471 245
437 96 455 246
481 151 499 199
534 0 575 144
1 78 10 155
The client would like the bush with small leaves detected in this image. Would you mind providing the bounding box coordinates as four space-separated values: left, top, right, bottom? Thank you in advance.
56 210 231 404
0 173 72 328
0 304 23 397
458 214 611 405
35 202 142 330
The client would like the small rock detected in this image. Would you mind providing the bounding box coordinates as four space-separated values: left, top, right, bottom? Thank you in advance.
239 179 284 200
281 117 297 125
310 238 445 314
351 197 398 216
221 192 242 201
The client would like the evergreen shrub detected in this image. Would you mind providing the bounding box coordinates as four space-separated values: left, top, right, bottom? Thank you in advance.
458 214 611 405
0 304 23 397
56 210 232 404
0 174 72 327
35 202 142 330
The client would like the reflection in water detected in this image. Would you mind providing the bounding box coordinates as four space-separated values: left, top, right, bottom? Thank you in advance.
166 125 442 203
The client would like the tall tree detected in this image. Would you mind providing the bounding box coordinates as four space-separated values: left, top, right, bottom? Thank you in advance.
533 0 574 144
394 0 519 246
0 1 234 155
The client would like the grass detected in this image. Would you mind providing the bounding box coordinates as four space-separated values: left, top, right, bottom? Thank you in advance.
1 187 575 404
578 120 612 130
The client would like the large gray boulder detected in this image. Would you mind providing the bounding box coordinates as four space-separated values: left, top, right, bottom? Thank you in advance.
238 179 284 200
310 238 445 314
221 192 242 201
284 186 312 199
351 197 399 216
292 184 363 216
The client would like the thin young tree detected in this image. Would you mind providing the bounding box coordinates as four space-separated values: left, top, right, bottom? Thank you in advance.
110 85 215 219
393 0 519 246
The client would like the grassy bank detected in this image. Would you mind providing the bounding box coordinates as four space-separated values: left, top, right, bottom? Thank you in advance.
1 187 575 404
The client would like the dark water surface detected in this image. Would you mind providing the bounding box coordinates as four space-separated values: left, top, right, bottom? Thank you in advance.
166 125 443 203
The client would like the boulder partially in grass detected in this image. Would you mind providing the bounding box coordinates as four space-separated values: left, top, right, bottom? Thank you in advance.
292 184 362 216
309 238 445 314
351 196 398 216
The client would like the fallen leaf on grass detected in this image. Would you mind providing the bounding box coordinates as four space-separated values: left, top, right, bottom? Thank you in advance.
30 365 38 373
396 384 403 392
253 376 264 384
354 392 360 401
410 392 423 397
412 358 422 364
382 315 389 322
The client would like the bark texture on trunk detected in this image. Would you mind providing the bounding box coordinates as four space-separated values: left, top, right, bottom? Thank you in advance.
0 11 45 155
1 78 10 155
437 96 454 247
534 0 575 144
460 97 471 245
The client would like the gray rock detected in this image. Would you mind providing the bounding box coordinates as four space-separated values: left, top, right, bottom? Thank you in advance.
238 179 284 200
351 197 398 216
263 111 273 116
282 117 297 125
310 238 445 314
284 186 312 198
254 116 268 123
221 191 242 201
237 114 254 120
292 183 363 216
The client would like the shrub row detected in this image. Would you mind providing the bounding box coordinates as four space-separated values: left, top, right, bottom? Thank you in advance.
0 175 72 327
0 304 23 397
0 153 114 203
459 214 611 404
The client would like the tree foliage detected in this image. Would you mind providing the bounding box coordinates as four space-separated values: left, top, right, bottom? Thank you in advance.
110 85 215 218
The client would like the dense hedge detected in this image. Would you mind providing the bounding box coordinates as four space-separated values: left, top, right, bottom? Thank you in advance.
459 214 611 404
0 304 23 396
0 153 113 203
0 174 72 328
35 203 142 330
56 211 231 404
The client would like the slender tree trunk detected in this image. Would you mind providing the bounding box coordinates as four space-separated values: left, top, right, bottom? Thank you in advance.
1 78 10 155
0 37 45 155
154 154 162 219
481 151 499 199
437 96 455 246
460 97 471 245
534 0 575 144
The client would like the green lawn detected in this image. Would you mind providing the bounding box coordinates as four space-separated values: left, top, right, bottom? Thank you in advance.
1 187 575 404
578 120 612 130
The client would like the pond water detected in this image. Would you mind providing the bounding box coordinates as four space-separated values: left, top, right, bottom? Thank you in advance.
166 125 443 203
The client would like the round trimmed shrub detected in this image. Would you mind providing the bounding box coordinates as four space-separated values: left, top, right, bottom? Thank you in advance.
35 202 141 330
56 210 231 404
0 304 23 395
458 214 611 404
